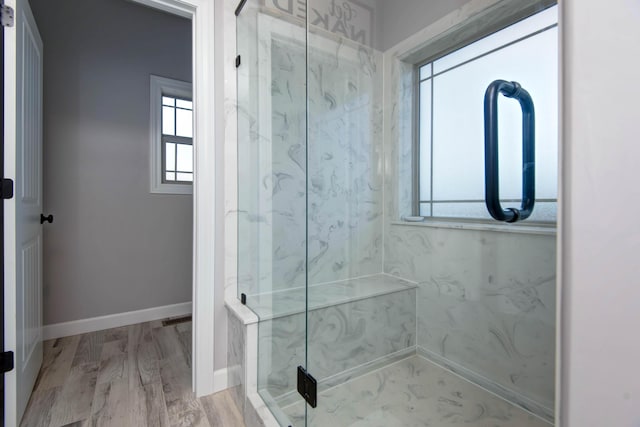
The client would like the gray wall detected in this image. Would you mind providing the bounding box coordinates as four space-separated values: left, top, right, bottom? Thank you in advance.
30 0 193 325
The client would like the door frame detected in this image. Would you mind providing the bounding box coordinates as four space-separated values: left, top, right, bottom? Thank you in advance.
128 0 218 397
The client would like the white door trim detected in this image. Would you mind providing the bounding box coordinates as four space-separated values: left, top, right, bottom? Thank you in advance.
131 0 217 397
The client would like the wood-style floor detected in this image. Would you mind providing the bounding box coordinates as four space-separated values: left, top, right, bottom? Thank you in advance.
20 319 246 427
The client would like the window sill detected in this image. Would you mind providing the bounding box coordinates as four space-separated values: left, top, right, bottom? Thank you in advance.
390 219 556 236
151 183 193 195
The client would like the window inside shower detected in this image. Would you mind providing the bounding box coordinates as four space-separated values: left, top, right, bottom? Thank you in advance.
416 7 558 221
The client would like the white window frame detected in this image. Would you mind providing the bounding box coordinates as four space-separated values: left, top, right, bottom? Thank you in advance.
150 75 193 194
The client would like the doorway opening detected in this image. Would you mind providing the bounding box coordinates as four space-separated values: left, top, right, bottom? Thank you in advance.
2 0 208 424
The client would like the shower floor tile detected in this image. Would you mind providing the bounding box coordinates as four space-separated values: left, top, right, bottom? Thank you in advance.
282 355 551 427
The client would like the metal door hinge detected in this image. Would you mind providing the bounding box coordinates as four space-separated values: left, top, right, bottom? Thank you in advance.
236 55 241 68
1 351 14 374
0 178 14 200
1 4 14 27
297 366 317 408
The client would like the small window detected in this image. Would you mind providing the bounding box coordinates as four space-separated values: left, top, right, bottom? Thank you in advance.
150 76 193 194
416 6 558 222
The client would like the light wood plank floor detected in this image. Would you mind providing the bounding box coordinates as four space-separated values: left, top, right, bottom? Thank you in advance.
20 319 246 427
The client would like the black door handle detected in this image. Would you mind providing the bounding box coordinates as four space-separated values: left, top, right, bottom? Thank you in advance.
40 214 53 224
484 80 536 223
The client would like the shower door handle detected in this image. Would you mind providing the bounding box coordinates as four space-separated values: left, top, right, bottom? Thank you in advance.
484 80 535 223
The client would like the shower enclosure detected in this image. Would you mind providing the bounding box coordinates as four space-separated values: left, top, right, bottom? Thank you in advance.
236 0 558 425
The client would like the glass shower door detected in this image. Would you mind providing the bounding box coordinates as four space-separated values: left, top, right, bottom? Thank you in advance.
301 0 393 425
236 1 310 425
301 1 558 426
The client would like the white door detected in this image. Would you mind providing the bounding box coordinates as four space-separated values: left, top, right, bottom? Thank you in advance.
3 0 43 424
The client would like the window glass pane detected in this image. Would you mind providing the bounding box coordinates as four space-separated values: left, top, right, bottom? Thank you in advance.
521 201 557 222
431 27 558 202
162 106 175 135
431 69 485 200
165 172 176 181
496 95 524 199
176 99 193 110
177 172 193 182
433 202 493 219
165 142 176 172
433 201 555 221
419 80 431 201
175 109 193 138
176 144 193 172
433 5 557 73
162 96 175 106
419 63 432 81
419 202 431 217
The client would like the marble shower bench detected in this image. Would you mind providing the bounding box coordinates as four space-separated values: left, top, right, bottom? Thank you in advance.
246 274 417 320
225 274 418 427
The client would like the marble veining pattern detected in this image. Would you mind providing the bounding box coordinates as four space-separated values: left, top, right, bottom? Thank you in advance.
306 32 385 286
268 35 308 292
237 11 385 297
384 223 556 411
258 288 416 400
236 0 265 298
283 355 551 427
383 56 415 222
381 9 557 413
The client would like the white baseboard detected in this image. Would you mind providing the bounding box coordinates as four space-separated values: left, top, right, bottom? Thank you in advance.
212 368 229 394
43 302 193 340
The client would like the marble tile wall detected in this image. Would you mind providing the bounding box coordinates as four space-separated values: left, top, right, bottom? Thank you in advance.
305 32 385 285
384 224 556 410
383 55 415 222
235 0 263 297
268 35 308 292
227 310 246 414
379 4 558 412
227 296 276 426
258 288 416 400
236 8 385 297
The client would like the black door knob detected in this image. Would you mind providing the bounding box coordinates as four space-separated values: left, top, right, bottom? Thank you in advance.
40 214 53 224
